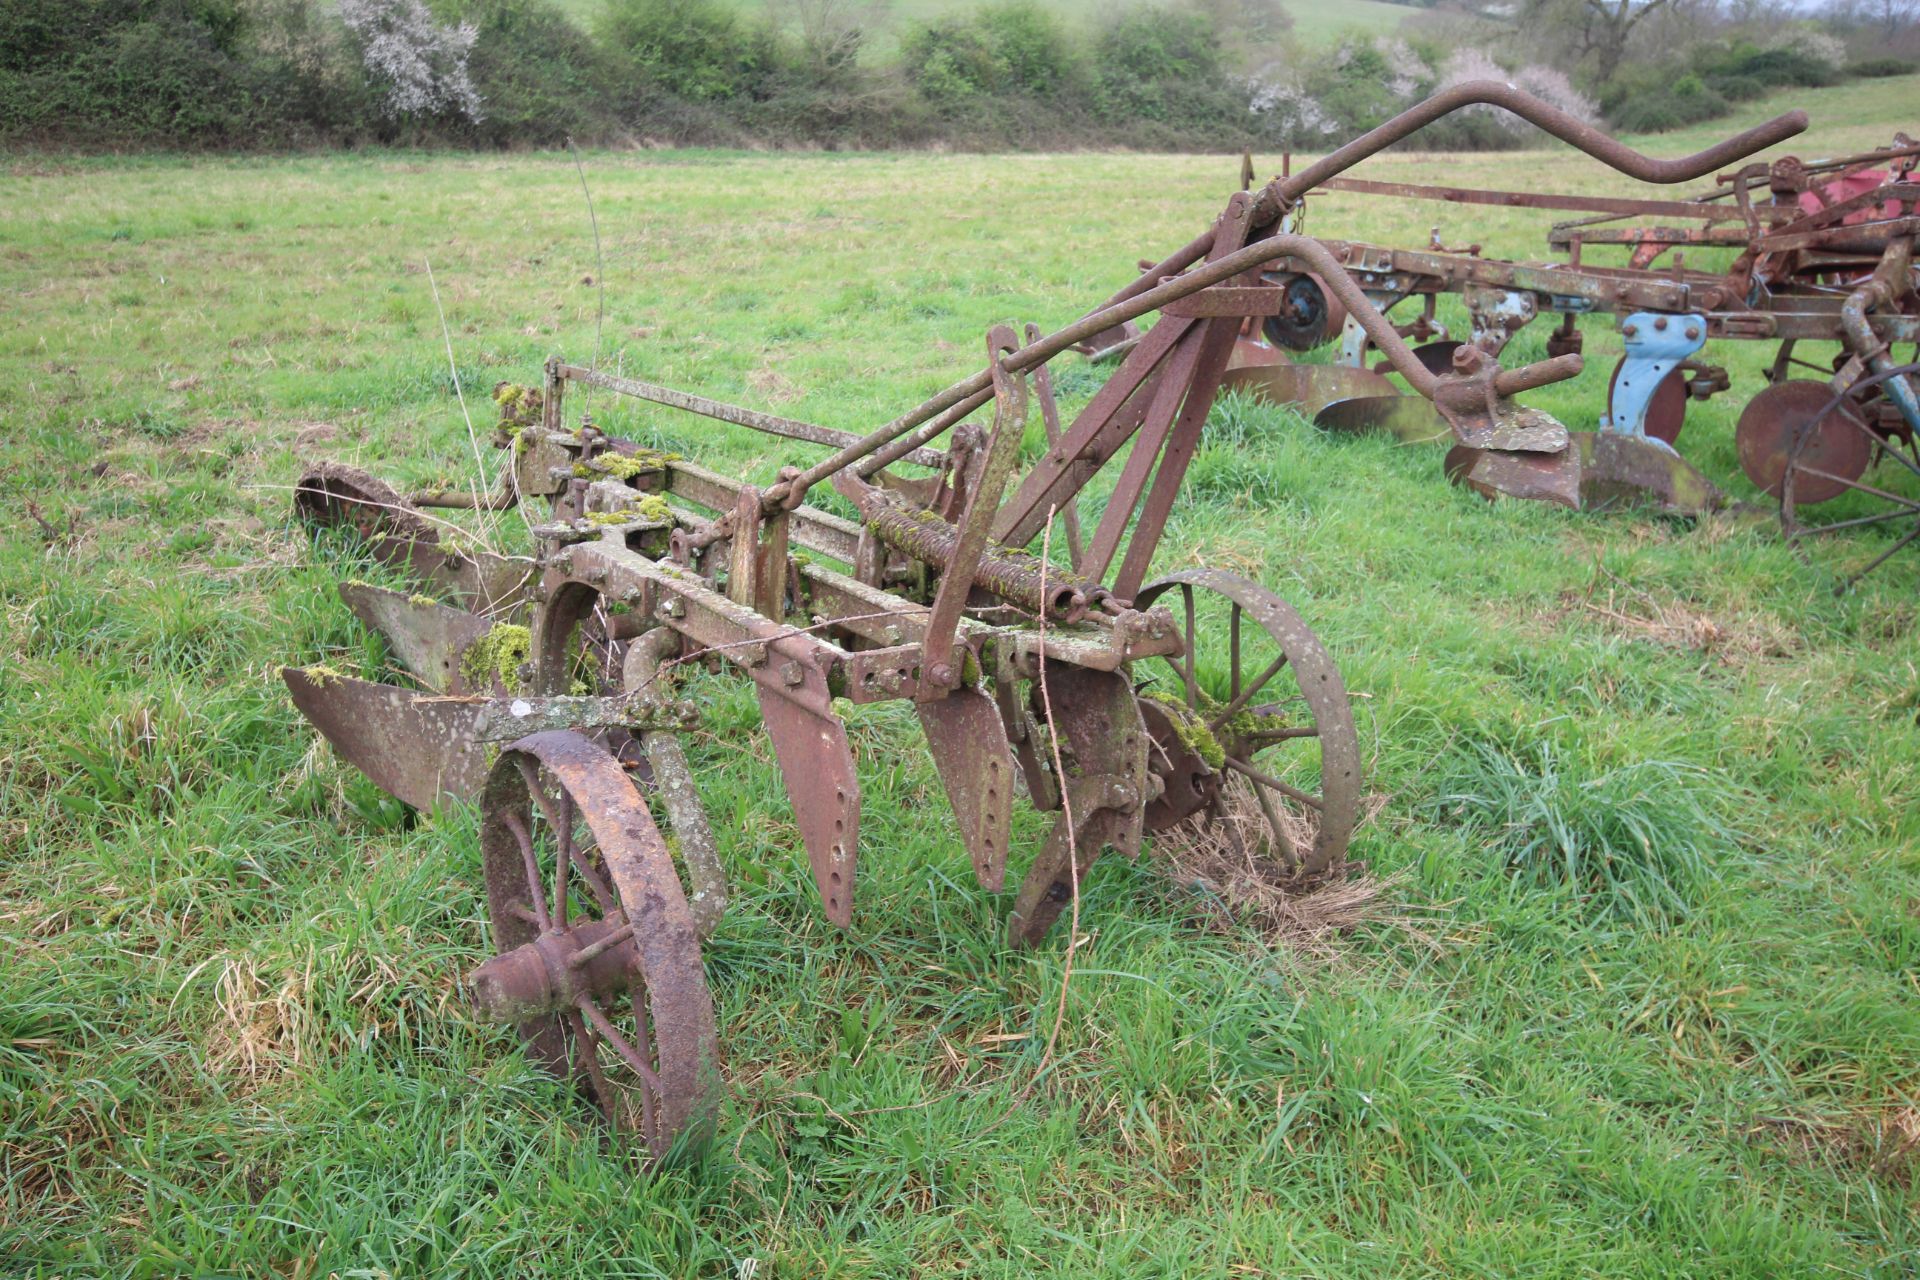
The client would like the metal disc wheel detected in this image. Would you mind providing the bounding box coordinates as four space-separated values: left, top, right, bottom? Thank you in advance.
1737 379 1873 504
471 731 720 1159
1608 356 1688 446
1133 569 1361 879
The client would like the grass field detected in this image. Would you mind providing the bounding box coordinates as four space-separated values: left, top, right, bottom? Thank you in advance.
3 76 1919 1276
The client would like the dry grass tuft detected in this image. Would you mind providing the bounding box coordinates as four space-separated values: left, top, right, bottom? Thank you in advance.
1556 562 1797 666
1753 1102 1920 1187
205 953 312 1087
748 366 805 404
1150 776 1416 959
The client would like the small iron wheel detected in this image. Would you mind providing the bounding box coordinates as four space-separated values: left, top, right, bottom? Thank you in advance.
1608 356 1688 446
471 731 721 1158
1133 570 1361 879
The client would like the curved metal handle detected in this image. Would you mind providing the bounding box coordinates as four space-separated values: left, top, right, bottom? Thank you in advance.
1258 80 1807 221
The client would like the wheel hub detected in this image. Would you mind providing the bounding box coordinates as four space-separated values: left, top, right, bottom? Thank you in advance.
1139 696 1220 831
468 918 640 1024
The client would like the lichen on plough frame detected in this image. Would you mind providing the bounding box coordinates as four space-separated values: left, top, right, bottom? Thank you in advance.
283 83 1805 1160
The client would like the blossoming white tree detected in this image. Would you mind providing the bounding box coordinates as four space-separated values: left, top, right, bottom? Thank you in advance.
338 0 484 123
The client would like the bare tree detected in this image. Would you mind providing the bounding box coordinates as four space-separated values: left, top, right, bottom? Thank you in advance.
1522 0 1689 89
769 0 889 87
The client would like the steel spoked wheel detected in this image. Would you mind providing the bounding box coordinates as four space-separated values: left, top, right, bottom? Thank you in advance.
469 731 720 1160
1779 385 1920 588
1134 569 1361 879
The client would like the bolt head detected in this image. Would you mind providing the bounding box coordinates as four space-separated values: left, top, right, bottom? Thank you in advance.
780 660 805 687
1622 324 1637 337
1685 327 1700 341
1654 316 1668 331
928 662 955 687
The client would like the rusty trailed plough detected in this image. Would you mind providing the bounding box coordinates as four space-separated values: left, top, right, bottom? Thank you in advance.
283 83 1805 1157
1228 106 1920 579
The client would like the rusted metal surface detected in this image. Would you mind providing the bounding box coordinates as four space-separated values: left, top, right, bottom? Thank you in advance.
1313 394 1449 443
1220 363 1400 417
1738 380 1873 503
1134 570 1362 880
473 730 719 1157
1255 128 1918 519
1448 432 1725 515
916 327 1030 695
1006 666 1147 949
623 629 728 940
295 463 530 609
338 583 494 693
917 687 1016 891
281 667 490 808
1778 361 1920 585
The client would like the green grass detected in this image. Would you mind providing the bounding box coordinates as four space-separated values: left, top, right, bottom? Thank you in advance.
3 78 1919 1276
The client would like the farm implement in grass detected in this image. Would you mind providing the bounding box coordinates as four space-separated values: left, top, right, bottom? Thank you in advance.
282 83 1805 1158
1228 120 1920 581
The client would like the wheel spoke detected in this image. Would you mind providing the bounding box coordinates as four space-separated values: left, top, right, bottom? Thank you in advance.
1795 465 1920 508
1247 774 1298 871
568 921 636 969
503 809 552 932
1181 586 1199 709
1228 604 1242 706
568 844 617 916
1245 725 1320 742
578 994 666 1145
1858 422 1920 481
520 758 572 844
554 790 574 927
564 1008 619 1129
1207 652 1289 734
1223 755 1324 812
1846 522 1920 583
1799 505 1920 536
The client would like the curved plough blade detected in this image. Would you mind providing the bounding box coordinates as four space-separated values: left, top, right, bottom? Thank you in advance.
282 667 489 810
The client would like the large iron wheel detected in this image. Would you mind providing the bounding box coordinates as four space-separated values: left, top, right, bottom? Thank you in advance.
1133 569 1361 879
471 731 720 1159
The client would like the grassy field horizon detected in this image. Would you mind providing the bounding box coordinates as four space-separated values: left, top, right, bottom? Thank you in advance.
3 76 1918 1276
